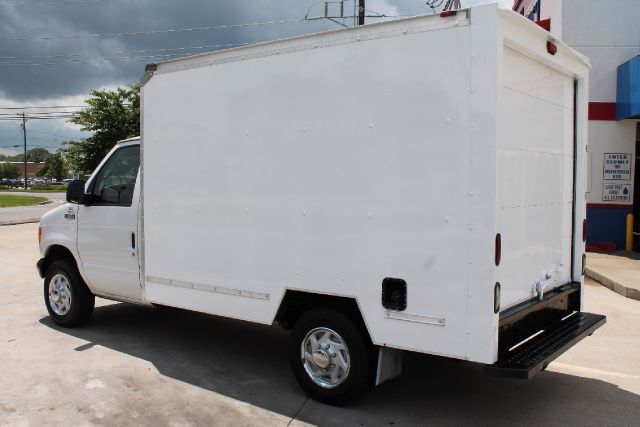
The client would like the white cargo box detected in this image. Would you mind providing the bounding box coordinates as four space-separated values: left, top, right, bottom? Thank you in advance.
141 3 592 367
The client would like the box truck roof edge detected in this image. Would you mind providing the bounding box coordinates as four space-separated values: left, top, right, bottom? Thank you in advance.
140 4 590 88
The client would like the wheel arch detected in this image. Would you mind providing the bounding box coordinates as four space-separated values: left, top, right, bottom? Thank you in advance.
274 290 373 343
38 244 80 279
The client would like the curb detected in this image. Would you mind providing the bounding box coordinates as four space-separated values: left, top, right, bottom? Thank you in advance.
0 218 41 226
586 267 640 301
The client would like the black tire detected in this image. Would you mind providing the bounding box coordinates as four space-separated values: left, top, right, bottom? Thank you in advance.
289 308 374 405
43 259 95 327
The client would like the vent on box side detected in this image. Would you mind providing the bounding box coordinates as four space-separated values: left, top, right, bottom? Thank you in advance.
382 278 407 311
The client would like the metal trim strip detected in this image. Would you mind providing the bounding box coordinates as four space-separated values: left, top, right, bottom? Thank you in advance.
384 310 445 326
146 276 270 300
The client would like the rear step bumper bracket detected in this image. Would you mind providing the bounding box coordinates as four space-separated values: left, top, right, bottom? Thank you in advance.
487 282 606 379
488 312 606 379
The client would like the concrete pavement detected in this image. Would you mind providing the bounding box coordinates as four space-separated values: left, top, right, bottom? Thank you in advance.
0 191 64 225
586 251 640 301
1 223 639 426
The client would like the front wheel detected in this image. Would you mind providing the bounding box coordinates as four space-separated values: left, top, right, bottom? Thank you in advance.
44 259 95 327
289 308 374 405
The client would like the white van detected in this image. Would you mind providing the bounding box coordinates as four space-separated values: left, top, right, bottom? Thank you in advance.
38 4 605 404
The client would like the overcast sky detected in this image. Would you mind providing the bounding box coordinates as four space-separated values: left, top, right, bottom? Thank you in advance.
0 0 513 155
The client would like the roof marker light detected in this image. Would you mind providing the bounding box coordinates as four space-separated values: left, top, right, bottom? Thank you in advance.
440 10 457 18
546 41 558 55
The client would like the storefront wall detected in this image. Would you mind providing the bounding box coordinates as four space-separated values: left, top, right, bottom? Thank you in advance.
561 0 639 247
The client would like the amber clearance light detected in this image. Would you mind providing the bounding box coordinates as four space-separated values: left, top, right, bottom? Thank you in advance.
38 226 42 245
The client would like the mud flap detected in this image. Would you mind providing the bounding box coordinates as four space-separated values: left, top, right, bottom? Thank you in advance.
375 347 403 385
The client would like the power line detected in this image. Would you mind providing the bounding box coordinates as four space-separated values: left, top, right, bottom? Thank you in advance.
0 42 248 60
0 44 254 66
28 129 84 139
0 49 245 66
1 135 60 141
0 57 174 66
0 116 75 121
0 19 305 41
0 0 108 7
0 105 85 110
425 0 447 12
0 111 80 115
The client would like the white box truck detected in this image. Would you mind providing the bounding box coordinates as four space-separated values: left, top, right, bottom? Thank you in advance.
38 4 605 404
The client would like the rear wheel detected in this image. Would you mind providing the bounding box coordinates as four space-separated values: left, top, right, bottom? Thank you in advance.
289 308 374 405
44 259 94 327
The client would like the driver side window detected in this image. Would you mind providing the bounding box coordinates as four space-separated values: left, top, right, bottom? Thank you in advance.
89 145 140 207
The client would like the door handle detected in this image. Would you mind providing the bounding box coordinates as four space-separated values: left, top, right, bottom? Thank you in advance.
129 233 136 257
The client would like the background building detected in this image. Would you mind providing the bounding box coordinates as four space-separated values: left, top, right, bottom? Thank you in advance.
513 0 640 250
0 161 42 178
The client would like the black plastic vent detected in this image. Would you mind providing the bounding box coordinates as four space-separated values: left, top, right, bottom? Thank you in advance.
382 278 407 311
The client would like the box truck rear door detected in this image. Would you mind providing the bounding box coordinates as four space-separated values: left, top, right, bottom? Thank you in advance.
496 47 576 309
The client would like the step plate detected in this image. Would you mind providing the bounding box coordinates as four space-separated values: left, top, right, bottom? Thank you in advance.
489 312 606 379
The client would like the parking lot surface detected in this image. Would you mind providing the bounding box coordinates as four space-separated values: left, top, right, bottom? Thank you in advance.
1 223 639 426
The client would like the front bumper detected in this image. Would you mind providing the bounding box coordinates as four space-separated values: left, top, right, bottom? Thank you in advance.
488 282 606 379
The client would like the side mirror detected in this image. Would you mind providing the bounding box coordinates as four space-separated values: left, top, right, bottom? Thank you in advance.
66 180 87 204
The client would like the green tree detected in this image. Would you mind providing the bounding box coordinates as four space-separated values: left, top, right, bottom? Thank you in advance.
27 147 50 162
0 163 20 179
64 85 140 173
3 153 24 162
37 152 66 181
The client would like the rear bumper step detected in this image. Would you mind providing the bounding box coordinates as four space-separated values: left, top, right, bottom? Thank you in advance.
488 312 606 379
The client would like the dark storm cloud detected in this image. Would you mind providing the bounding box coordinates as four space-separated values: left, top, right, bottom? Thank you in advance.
0 0 435 154
0 0 429 101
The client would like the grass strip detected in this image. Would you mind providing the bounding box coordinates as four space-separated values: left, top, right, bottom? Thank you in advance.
0 194 49 208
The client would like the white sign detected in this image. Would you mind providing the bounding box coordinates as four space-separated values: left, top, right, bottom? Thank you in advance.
602 183 631 202
603 153 631 180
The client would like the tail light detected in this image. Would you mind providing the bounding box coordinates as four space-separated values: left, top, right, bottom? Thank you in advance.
495 233 502 266
583 219 587 242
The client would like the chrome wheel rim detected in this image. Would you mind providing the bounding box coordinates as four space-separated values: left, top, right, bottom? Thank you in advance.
49 273 72 316
301 327 350 389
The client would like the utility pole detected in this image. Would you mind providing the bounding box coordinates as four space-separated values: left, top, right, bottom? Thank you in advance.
358 0 365 25
21 112 27 189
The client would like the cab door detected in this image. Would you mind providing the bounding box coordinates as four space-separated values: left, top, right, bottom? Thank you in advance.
77 144 141 301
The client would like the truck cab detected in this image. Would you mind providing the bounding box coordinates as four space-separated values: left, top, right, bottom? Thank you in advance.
38 137 142 321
